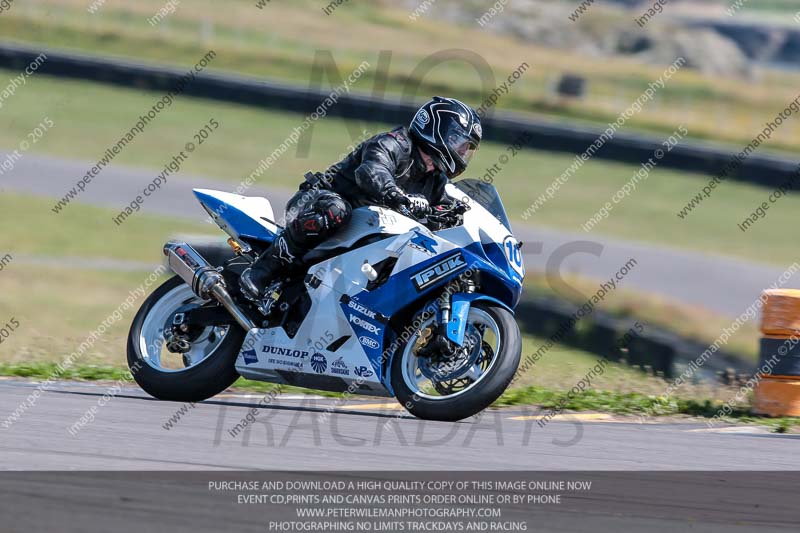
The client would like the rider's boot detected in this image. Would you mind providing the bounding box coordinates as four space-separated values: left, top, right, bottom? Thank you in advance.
240 233 300 305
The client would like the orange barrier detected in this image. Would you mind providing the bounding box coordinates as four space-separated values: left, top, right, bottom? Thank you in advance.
754 290 800 416
752 378 800 417
760 289 800 337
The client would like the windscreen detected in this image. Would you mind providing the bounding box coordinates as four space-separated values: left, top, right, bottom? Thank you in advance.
453 178 512 231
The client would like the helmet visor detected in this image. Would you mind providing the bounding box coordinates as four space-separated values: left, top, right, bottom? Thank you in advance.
447 130 479 166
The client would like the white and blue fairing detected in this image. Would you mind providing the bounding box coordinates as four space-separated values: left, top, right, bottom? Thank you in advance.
193 189 279 243
194 181 524 397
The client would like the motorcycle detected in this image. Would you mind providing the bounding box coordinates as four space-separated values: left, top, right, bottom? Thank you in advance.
127 179 524 421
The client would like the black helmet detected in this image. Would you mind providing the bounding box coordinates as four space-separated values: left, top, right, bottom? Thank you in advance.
409 96 482 179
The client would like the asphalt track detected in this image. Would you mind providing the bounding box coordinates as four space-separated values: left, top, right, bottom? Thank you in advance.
3 150 792 318
2 379 800 532
1 378 798 471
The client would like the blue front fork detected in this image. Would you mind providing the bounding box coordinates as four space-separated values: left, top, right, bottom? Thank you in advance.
443 293 514 346
381 292 514 396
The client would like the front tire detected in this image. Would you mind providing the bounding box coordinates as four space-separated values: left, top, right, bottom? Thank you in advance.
390 302 521 422
127 276 246 402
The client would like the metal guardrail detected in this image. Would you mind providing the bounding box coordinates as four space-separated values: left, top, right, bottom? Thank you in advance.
1 42 797 188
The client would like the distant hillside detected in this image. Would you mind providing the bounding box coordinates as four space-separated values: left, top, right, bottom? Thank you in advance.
406 0 800 76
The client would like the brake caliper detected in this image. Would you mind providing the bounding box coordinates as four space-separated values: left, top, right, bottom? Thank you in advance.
164 312 192 354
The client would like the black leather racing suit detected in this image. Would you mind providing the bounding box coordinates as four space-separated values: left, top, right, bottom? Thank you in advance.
242 126 447 295
282 126 447 256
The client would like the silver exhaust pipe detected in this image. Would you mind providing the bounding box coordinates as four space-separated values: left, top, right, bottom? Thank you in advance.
164 242 256 331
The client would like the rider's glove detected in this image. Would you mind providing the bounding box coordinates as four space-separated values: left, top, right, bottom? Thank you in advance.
406 194 430 217
383 186 411 210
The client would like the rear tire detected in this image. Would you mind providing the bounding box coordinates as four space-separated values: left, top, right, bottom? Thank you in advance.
127 277 245 402
390 302 521 422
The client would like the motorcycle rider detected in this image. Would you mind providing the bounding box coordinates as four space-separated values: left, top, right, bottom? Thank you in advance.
240 96 483 304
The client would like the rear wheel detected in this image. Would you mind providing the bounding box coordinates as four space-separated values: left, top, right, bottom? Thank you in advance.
126 277 245 402
390 302 521 422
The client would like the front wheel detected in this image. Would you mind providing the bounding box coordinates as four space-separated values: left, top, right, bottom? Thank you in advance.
390 302 521 422
127 276 246 402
